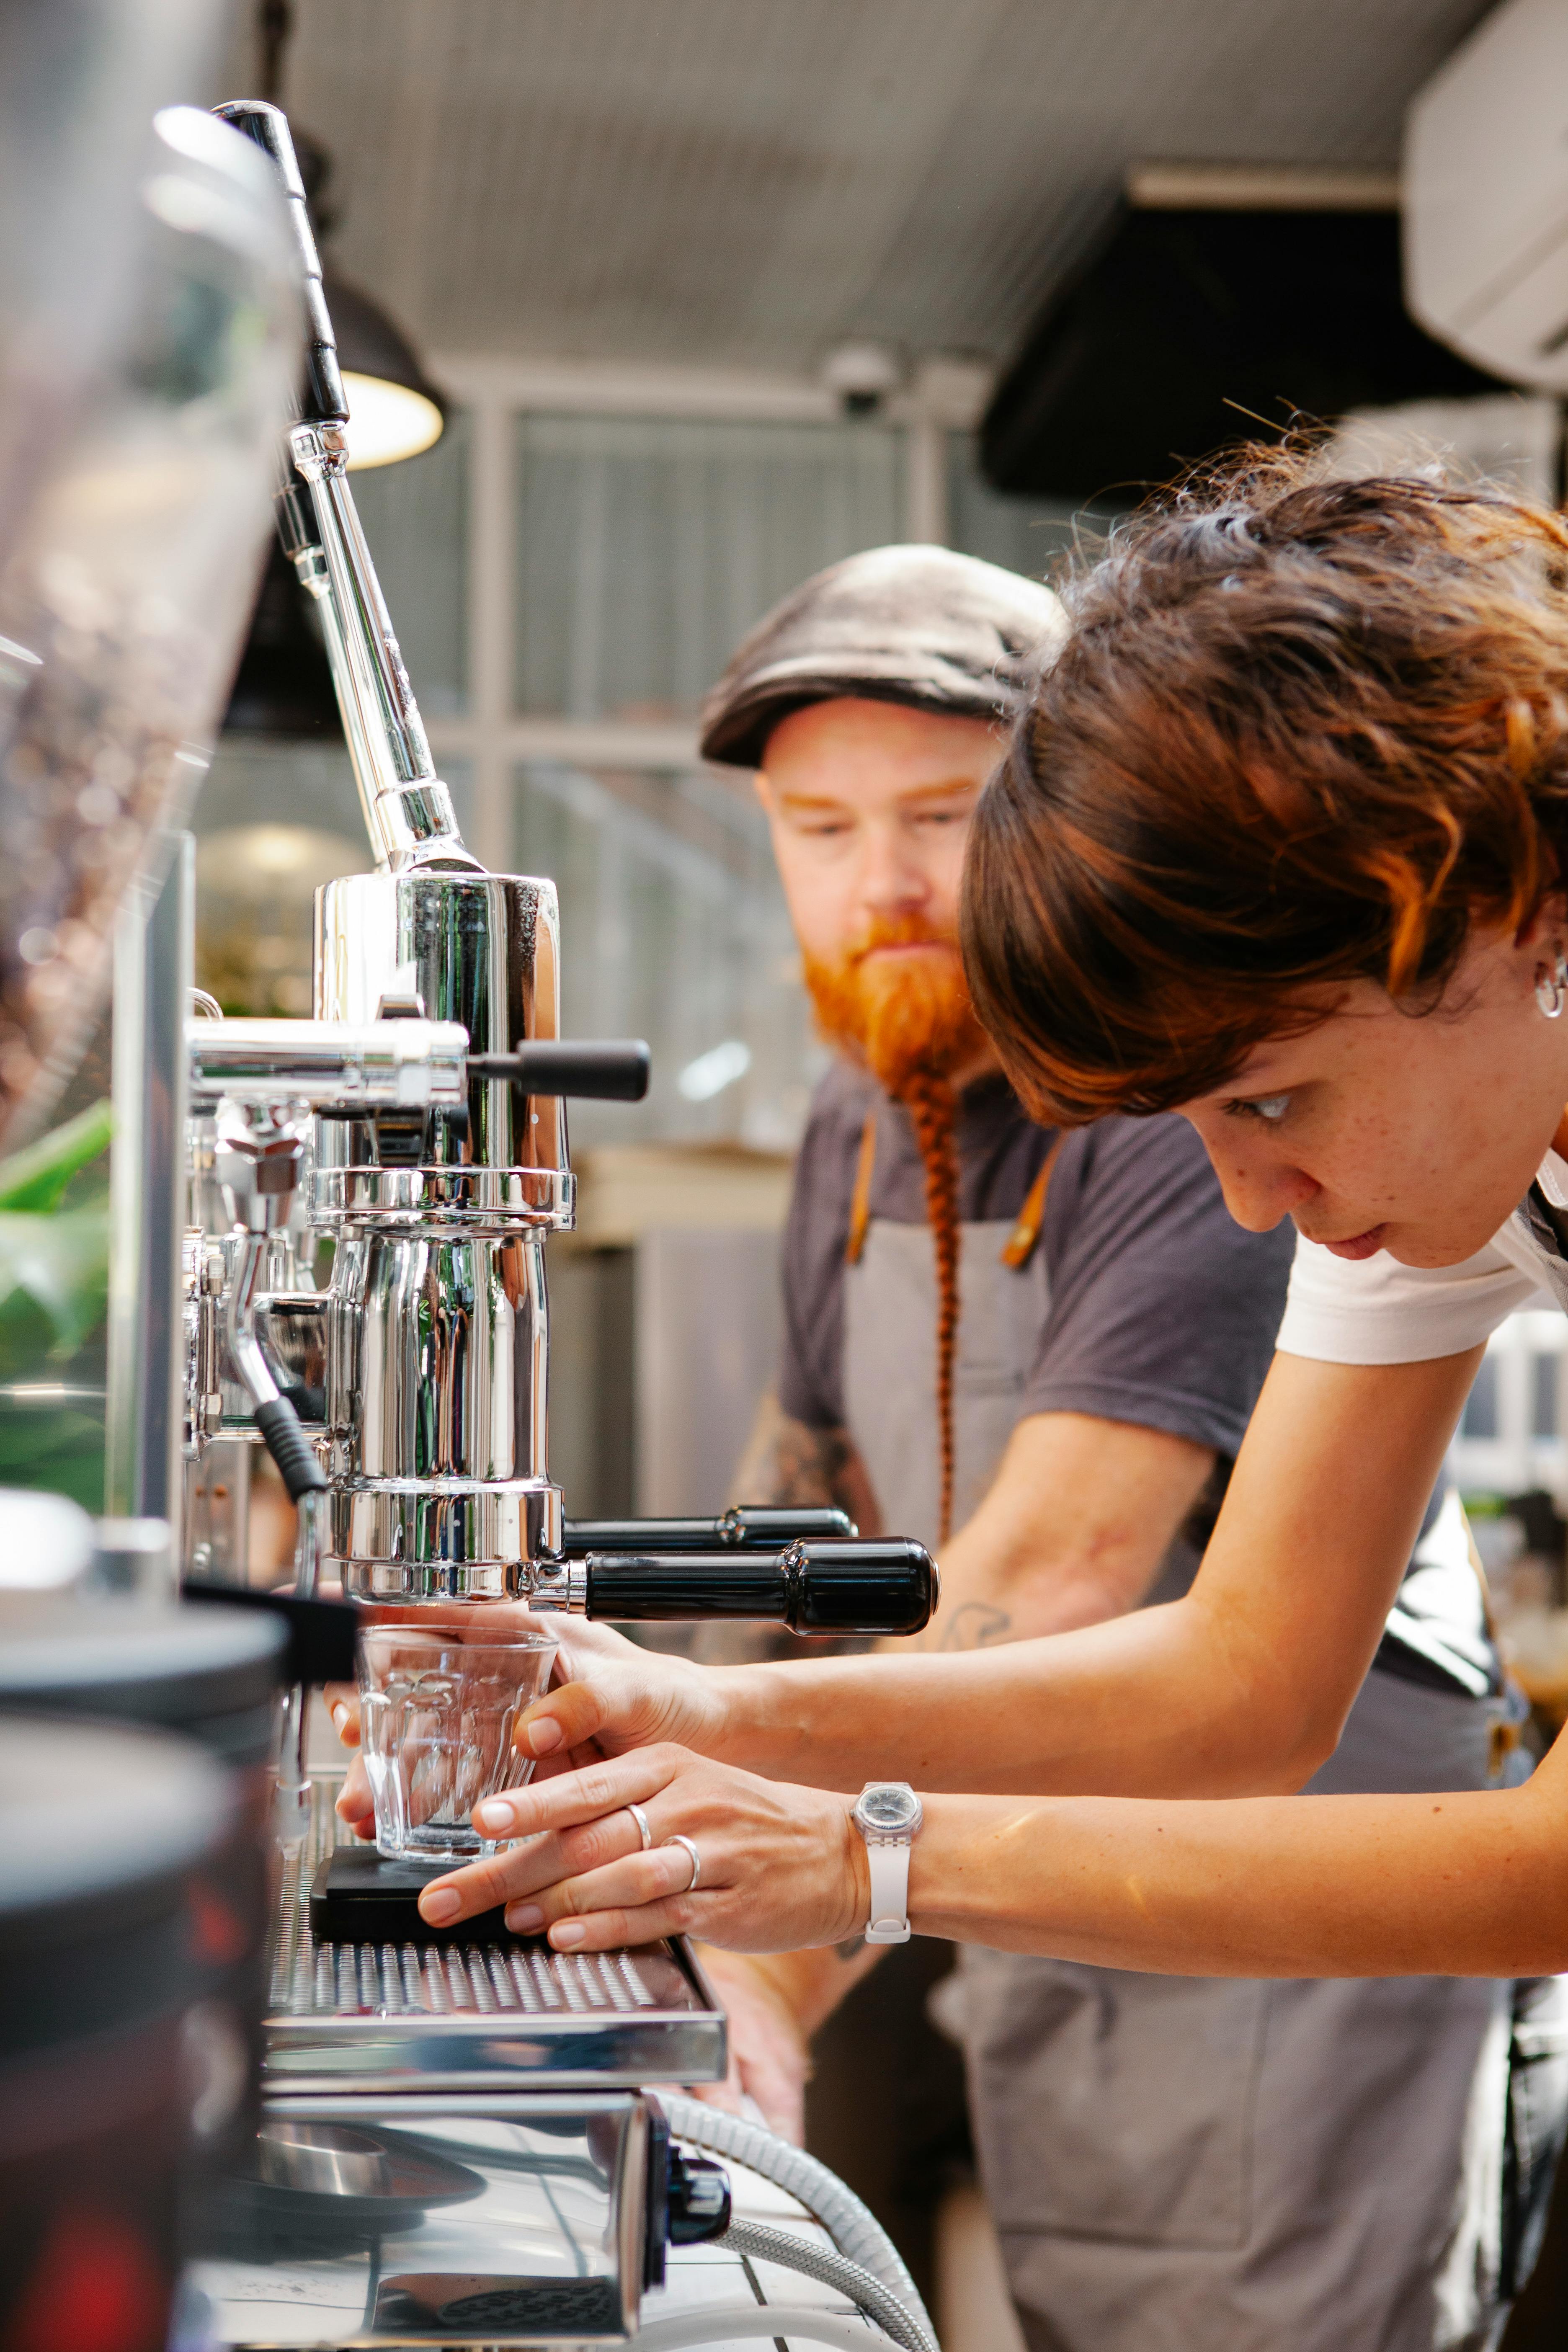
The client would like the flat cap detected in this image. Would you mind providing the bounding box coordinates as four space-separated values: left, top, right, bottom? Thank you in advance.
700 543 1068 769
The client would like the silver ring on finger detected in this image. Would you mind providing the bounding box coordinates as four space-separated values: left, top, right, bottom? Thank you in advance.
625 1802 652 1852
662 1833 701 1893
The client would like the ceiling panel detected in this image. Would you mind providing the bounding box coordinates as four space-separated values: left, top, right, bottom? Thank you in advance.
214 0 1497 371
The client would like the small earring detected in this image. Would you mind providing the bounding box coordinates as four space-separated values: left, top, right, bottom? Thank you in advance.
1537 952 1568 1019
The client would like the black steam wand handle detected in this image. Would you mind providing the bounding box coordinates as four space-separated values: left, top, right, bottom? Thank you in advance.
468 1041 650 1101
580 1539 937 1637
211 101 346 427
563 1507 856 1557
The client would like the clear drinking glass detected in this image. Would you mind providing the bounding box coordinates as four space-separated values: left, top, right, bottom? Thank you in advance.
356 1627 559 1862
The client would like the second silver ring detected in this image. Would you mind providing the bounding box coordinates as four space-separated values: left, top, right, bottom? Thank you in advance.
662 1832 701 1893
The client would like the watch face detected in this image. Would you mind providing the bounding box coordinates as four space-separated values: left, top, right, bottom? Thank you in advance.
857 1783 921 1834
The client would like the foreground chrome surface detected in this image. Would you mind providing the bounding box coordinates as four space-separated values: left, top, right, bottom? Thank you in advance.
307 867 573 1597
180 1780 721 2344
188 2093 651 2344
183 880 577 1599
314 871 569 1181
256 2119 395 2196
263 1782 727 2095
188 1016 469 1110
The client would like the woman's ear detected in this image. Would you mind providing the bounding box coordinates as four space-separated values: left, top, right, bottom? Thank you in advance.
1516 887 1568 954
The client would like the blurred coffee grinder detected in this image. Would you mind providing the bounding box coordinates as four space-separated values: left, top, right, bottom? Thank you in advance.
0 5 302 2340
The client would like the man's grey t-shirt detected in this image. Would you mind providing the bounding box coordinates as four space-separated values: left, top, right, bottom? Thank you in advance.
779 1061 1295 1469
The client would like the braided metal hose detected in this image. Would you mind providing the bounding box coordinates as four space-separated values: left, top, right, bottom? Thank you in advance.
719 2215 938 2352
657 2093 939 2349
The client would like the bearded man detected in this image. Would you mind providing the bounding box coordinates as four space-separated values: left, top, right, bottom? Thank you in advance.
684 547 1524 2351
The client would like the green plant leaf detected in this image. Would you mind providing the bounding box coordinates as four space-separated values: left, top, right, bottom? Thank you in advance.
0 1100 113 1212
0 1204 111 1369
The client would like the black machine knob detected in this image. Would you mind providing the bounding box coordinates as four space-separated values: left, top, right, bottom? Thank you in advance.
643 2097 731 2292
563 1505 856 1557
667 2148 732 2245
467 1040 650 1101
582 1537 937 1637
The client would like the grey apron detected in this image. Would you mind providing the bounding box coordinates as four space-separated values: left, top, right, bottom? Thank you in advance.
842 1210 1563 2352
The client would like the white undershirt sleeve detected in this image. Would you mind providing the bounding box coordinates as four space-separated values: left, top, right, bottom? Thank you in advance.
1277 1230 1544 1365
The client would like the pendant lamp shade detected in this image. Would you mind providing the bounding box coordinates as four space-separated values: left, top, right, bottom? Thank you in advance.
325 272 445 470
222 537 341 738
221 268 446 734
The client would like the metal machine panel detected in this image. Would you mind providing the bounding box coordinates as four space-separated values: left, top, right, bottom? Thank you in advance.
263 1783 727 2094
189 2094 650 2345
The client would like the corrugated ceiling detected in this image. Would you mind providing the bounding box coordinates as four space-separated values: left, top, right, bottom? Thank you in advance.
214 0 1497 371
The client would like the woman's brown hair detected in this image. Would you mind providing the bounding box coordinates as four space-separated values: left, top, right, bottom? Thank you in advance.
962 445 1568 1124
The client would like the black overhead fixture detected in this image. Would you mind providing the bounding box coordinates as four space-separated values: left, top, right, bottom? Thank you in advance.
222 537 340 738
320 267 446 471
980 165 1509 503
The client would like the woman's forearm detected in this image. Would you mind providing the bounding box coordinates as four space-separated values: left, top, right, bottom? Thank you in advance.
913 1774 1568 1978
695 1353 1472 1802
418 1733 1568 1981
713 1594 1320 1798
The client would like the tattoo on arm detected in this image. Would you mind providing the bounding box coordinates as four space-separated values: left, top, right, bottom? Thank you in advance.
729 1390 863 1517
938 1599 1015 1652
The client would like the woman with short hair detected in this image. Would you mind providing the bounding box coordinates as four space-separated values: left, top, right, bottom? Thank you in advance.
389 454 1568 2331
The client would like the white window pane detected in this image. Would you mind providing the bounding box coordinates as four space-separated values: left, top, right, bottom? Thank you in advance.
351 409 469 718
514 415 904 721
511 761 821 1149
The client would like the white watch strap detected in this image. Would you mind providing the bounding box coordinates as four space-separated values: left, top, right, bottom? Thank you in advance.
864 1837 912 1944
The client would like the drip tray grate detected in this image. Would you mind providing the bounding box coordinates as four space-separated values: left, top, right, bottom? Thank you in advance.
263 1780 725 2092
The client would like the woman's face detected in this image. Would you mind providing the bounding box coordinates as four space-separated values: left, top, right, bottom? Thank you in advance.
1180 914 1568 1269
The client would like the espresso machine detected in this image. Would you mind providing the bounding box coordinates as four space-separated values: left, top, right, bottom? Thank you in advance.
168 101 939 2352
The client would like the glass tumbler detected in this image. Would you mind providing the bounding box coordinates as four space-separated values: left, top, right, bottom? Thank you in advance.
355 1627 559 1861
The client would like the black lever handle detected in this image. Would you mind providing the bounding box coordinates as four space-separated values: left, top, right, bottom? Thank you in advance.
581 1539 936 1636
468 1041 650 1102
212 102 346 428
563 1506 856 1557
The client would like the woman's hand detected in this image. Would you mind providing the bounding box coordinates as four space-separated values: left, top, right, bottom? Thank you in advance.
413 1746 872 1957
328 1612 735 1836
325 1608 676 1750
510 1618 734 1766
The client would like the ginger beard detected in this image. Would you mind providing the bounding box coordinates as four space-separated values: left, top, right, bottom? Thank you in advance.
801 911 989 1100
803 915 988 1545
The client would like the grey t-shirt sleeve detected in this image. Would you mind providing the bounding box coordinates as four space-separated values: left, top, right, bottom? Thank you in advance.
1025 1114 1295 1457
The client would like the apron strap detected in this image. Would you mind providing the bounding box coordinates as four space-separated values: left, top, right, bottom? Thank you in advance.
845 1109 877 1265
999 1134 1063 1268
848 1112 1063 1269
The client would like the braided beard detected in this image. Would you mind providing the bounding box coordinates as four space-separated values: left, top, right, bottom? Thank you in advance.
803 917 984 1545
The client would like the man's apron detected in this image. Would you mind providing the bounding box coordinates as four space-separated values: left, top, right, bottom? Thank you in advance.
841 1191 1564 2352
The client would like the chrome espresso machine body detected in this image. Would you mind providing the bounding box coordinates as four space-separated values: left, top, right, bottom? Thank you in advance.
175 103 939 2350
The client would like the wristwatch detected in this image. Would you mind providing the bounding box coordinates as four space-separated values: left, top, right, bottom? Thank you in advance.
851 1782 923 1944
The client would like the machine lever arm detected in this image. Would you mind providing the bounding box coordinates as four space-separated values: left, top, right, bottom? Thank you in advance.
563 1507 856 1555
468 1040 651 1101
578 1539 937 1636
211 101 345 426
